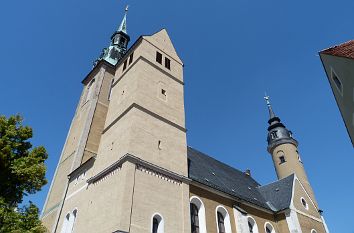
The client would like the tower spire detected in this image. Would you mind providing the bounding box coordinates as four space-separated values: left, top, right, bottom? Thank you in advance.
93 6 131 67
117 5 128 34
264 94 276 120
264 95 297 153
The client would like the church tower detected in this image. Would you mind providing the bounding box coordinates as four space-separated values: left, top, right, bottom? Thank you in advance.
42 7 190 233
264 96 319 208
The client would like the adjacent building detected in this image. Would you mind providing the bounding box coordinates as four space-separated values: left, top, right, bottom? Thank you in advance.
320 40 354 146
41 8 329 233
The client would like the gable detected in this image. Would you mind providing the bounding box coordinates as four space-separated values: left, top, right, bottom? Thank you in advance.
143 29 182 64
292 179 320 219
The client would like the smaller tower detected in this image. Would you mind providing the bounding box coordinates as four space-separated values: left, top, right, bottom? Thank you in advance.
264 95 318 207
94 6 130 66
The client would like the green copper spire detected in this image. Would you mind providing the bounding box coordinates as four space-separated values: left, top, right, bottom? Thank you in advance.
118 5 128 34
93 6 131 67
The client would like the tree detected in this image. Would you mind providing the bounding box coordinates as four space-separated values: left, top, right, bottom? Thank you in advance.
0 115 48 232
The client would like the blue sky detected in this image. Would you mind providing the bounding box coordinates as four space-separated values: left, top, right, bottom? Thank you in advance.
1 0 354 232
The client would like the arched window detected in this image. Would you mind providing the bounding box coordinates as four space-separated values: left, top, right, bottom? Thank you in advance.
311 229 317 233
85 79 95 102
67 209 77 233
152 214 164 233
247 216 259 233
190 196 207 233
60 213 70 233
215 206 232 233
60 209 77 233
217 212 226 233
264 222 275 233
190 203 199 233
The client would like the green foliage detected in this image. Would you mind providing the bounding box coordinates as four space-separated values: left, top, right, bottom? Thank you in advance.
0 115 48 232
0 199 46 233
0 115 48 206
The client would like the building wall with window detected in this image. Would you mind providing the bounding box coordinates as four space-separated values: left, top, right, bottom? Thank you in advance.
293 179 327 233
41 62 115 231
320 52 354 146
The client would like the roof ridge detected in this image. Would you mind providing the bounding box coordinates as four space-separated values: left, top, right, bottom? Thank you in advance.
258 173 295 189
320 39 354 53
188 146 256 178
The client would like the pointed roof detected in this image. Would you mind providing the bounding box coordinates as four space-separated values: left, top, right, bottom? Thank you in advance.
320 40 354 60
117 5 128 34
264 95 276 120
143 29 183 65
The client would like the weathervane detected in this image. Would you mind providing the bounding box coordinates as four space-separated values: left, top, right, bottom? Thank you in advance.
125 5 129 12
264 93 271 107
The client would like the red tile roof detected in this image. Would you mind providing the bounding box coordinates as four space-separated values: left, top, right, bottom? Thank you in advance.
320 40 354 60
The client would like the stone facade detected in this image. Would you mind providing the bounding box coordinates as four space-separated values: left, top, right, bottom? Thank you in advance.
42 15 328 233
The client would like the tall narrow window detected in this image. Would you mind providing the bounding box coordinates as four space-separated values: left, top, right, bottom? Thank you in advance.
123 60 128 71
152 218 159 233
67 209 77 233
60 213 70 233
190 196 207 233
331 69 342 94
247 217 259 233
108 79 114 101
85 79 95 102
279 155 286 164
165 57 171 70
264 222 275 233
156 51 162 64
215 206 231 233
152 214 163 233
129 52 134 65
190 203 200 233
217 212 225 233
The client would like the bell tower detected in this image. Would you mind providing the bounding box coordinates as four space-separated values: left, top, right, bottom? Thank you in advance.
94 6 130 66
264 95 318 208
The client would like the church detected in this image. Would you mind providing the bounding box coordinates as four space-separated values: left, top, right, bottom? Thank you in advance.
41 8 329 233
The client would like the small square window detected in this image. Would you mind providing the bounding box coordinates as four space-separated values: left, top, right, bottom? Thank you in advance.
156 51 162 64
129 52 134 65
165 57 171 70
123 60 127 71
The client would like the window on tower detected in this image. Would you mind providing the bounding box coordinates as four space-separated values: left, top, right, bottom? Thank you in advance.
129 52 134 65
85 79 95 103
279 156 286 164
165 57 171 70
151 214 163 233
270 131 278 139
156 51 162 64
123 59 127 71
119 37 126 46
